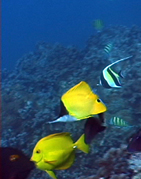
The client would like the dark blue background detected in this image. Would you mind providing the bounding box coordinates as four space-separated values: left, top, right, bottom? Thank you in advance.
2 0 141 70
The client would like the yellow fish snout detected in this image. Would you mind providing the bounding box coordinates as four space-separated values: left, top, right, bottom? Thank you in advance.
91 98 107 115
30 156 34 162
30 151 43 164
30 156 39 167
30 156 38 165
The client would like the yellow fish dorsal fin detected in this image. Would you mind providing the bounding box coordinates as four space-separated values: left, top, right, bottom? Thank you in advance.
75 134 90 154
62 81 93 99
40 132 70 142
61 81 99 119
46 170 58 179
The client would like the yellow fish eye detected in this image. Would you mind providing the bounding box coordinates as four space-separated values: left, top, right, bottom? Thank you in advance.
9 154 20 161
36 149 41 154
97 99 101 103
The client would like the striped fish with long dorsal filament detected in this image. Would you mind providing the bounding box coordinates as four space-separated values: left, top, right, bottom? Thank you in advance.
99 56 132 88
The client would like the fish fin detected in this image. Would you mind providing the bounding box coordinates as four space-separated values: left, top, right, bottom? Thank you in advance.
48 101 68 123
48 115 78 123
118 70 124 78
75 134 90 153
105 56 132 69
48 116 66 123
40 132 70 142
46 170 58 179
58 101 68 117
44 159 57 164
48 120 58 124
61 81 92 102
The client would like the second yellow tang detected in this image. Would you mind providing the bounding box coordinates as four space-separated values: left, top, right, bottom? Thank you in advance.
31 132 89 179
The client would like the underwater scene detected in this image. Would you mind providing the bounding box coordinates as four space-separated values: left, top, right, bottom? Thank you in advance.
1 0 141 179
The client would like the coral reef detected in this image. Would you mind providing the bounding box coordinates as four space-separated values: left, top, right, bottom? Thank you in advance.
2 26 141 178
128 153 141 179
77 145 133 179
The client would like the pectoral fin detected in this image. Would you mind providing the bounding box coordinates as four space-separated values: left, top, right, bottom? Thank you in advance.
46 170 57 179
44 159 57 164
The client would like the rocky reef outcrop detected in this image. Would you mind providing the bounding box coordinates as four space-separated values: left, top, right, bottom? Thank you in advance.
2 25 141 178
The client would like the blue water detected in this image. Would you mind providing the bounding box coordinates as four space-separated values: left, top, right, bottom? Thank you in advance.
2 0 141 70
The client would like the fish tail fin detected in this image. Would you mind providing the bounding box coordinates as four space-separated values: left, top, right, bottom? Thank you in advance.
48 115 78 123
46 170 57 179
48 117 63 123
75 134 90 153
48 120 57 124
118 70 124 78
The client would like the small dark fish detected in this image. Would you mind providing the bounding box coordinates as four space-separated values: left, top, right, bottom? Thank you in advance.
127 129 141 152
99 56 132 88
84 116 106 144
0 147 35 179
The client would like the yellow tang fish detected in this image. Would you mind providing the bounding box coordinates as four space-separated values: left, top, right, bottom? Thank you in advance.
31 132 89 179
49 81 107 123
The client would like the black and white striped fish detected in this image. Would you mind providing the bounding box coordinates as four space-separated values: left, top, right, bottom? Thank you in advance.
99 56 132 88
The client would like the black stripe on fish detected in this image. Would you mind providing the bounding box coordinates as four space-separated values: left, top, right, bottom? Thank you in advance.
107 68 121 87
58 100 68 117
100 72 112 88
50 101 68 123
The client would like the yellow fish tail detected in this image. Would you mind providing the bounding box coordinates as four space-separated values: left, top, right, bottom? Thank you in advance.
46 170 57 179
75 134 90 153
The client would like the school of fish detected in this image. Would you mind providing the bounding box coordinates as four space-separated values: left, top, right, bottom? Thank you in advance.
2 55 138 179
